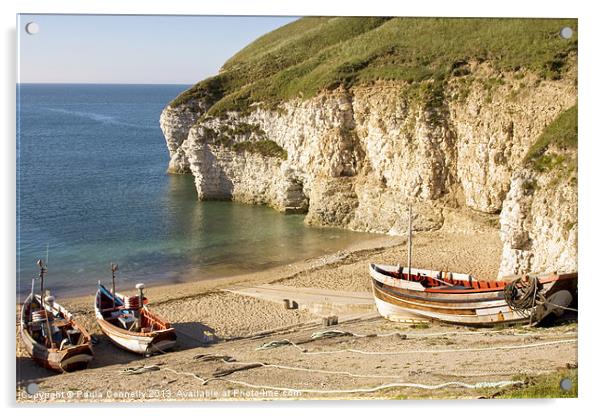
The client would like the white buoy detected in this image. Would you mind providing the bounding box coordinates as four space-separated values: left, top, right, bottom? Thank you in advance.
135 283 145 308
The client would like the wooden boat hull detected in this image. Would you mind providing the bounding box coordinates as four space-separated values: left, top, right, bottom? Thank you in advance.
19 294 94 373
94 287 176 355
370 264 577 326
371 280 526 325
96 318 177 355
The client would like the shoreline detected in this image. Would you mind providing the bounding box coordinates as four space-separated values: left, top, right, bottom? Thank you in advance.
52 233 401 308
44 204 507 309
16 228 391 303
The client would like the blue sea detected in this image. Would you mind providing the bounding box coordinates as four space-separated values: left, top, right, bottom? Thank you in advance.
17 84 372 298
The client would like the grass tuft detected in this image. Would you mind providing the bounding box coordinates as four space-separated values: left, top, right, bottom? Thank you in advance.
409 322 431 329
491 369 577 399
524 105 577 173
232 140 288 159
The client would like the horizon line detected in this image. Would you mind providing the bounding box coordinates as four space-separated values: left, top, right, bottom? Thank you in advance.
17 82 195 86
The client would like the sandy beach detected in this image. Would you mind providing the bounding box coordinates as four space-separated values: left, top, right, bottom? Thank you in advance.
16 222 578 402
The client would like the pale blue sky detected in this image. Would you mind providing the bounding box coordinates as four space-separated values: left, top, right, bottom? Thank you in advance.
18 14 298 84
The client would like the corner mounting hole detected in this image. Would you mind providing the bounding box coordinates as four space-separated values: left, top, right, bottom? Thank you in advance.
560 27 573 39
559 378 573 391
26 382 39 395
25 22 39 35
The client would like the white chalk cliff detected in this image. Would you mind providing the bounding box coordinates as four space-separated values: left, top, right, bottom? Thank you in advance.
161 57 577 278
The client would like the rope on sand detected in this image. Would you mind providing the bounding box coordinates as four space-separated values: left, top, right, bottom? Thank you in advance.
212 379 523 394
136 349 545 394
135 358 546 395
124 359 548 383
256 339 295 350
255 327 562 350
159 362 525 394
121 364 162 375
309 328 546 339
161 367 216 386
206 359 552 380
258 337 577 355
160 367 523 394
216 360 402 379
310 329 353 339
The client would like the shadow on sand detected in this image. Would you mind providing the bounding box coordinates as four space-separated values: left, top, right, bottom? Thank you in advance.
172 321 219 351
79 336 152 369
17 321 220 386
16 356 55 392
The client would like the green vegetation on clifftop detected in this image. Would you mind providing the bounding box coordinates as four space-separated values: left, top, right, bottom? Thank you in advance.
524 105 577 173
170 17 577 115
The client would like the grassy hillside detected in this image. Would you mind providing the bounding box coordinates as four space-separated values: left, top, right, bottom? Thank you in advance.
170 17 577 115
524 105 577 173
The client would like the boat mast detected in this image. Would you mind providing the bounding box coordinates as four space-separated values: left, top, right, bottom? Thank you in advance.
38 259 46 298
407 204 412 277
29 261 40 322
111 263 118 310
37 259 55 349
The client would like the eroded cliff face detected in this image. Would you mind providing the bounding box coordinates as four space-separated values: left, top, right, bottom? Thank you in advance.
160 98 215 174
498 149 577 277
160 61 577 276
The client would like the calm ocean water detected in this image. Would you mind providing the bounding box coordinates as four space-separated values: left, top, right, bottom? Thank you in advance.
17 84 373 298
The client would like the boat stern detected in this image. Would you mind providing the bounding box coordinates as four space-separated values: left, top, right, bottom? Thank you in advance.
60 352 94 372
146 329 177 355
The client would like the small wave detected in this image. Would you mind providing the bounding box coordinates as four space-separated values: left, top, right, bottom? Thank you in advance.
45 107 153 129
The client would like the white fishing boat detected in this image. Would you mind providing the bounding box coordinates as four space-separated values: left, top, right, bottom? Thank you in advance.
94 264 176 355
